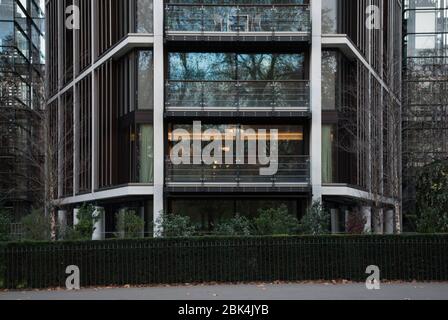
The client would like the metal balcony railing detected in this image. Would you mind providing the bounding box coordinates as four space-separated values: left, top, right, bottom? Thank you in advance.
166 155 310 185
166 80 310 111
165 4 311 33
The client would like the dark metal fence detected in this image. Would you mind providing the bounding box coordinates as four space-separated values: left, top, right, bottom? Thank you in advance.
1 235 447 289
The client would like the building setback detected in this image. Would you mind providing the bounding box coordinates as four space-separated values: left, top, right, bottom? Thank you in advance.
46 0 402 238
0 0 45 220
403 0 448 221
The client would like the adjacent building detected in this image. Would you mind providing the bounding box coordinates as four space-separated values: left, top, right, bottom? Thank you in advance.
0 0 45 220
47 0 402 238
403 0 448 220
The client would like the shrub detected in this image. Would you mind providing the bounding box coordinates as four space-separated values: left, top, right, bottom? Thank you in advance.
115 209 145 239
155 213 196 238
74 204 100 240
21 209 51 241
0 208 11 242
215 215 252 236
417 207 448 234
253 205 300 235
416 160 448 233
299 201 330 235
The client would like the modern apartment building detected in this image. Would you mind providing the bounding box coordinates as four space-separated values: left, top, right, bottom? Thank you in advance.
0 0 45 220
47 0 402 238
403 0 448 217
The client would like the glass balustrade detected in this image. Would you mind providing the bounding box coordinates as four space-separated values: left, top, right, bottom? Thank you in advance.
166 80 310 110
166 156 310 185
165 4 311 33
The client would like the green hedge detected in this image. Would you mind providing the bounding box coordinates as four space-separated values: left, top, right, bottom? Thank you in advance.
0 235 447 289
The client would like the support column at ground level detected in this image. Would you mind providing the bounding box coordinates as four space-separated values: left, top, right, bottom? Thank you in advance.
330 208 339 234
384 209 394 234
344 207 350 232
373 209 384 234
92 207 105 241
58 210 68 236
73 208 79 226
310 0 322 202
361 206 372 233
140 207 145 238
153 0 165 236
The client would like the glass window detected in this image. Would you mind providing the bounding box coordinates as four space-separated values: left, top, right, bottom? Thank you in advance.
168 52 235 81
322 125 335 183
169 198 303 233
237 53 305 80
137 124 154 183
15 26 29 59
322 0 338 34
136 0 153 33
168 52 306 81
136 50 154 110
322 50 337 110
0 0 14 20
0 21 13 48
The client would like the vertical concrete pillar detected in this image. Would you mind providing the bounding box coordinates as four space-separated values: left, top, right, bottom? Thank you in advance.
361 206 372 233
310 0 322 201
92 207 105 241
58 210 68 237
140 207 145 238
384 209 394 234
152 0 165 236
116 208 126 239
91 0 98 193
373 208 384 234
73 208 80 226
330 208 339 234
344 207 350 232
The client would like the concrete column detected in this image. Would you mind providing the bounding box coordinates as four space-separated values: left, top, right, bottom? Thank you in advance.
330 208 339 234
373 208 384 234
153 0 165 236
384 209 394 234
310 0 322 201
58 210 68 236
361 206 372 233
92 207 105 241
116 208 126 239
91 0 98 192
344 208 350 232
140 207 145 238
73 208 80 226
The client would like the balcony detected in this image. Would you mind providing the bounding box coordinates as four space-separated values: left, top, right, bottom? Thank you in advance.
165 80 310 118
165 3 311 42
165 156 310 191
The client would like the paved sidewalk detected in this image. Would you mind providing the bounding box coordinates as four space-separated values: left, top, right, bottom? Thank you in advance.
1 283 448 300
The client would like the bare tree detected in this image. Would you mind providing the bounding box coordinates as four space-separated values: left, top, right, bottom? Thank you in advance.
325 55 403 234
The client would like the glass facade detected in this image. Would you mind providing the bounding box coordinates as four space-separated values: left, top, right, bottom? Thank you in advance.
169 198 307 233
167 123 309 184
136 0 154 33
321 50 358 186
403 0 448 212
0 0 45 219
166 52 310 110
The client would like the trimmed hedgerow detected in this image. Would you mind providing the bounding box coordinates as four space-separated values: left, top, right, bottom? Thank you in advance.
0 234 447 289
